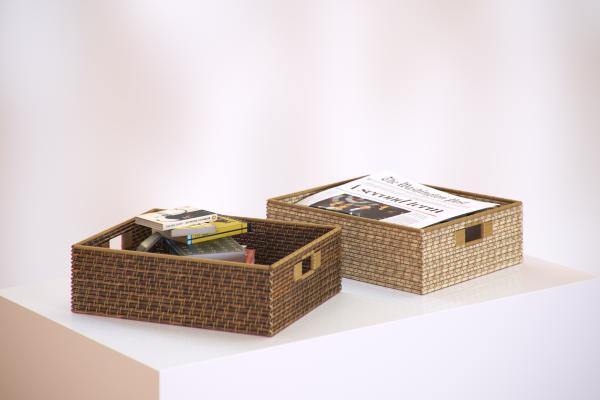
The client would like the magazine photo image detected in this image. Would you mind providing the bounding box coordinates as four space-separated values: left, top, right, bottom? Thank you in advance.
310 194 409 220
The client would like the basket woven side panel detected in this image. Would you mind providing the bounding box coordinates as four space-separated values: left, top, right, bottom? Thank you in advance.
232 219 331 265
421 204 523 293
267 201 423 293
72 248 272 335
270 230 341 335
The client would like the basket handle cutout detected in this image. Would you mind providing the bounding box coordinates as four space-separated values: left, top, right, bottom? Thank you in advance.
294 250 321 281
455 221 492 246
107 231 133 250
109 235 123 250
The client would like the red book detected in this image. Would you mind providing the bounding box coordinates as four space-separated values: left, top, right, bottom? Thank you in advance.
245 248 256 264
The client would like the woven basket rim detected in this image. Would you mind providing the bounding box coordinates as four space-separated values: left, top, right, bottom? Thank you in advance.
267 176 522 233
71 243 273 270
73 212 340 271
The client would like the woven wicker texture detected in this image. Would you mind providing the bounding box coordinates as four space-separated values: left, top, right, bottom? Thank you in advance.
267 178 523 294
71 215 341 336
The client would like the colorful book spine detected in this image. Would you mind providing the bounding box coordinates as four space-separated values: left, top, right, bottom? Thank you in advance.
182 227 248 244
172 216 249 244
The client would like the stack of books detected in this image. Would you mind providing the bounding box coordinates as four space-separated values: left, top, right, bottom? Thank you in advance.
134 207 255 264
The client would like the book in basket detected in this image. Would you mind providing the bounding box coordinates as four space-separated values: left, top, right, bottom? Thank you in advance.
167 216 249 244
135 207 217 231
163 237 246 262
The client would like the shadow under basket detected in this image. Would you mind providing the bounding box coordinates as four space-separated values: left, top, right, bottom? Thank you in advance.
71 213 341 337
267 178 523 294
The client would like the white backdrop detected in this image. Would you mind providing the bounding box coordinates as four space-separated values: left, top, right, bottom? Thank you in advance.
1 0 599 288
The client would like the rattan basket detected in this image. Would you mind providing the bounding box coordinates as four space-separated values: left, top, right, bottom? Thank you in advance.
71 212 341 336
267 178 523 294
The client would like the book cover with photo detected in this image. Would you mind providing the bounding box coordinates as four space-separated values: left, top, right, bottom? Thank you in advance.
135 207 217 231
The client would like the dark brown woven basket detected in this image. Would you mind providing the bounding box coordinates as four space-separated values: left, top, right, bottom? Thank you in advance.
71 212 341 336
267 177 523 294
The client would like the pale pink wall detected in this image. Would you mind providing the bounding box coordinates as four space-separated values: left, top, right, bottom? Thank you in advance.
1 0 599 287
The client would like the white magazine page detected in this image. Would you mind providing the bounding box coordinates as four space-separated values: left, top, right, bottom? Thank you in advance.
296 171 498 228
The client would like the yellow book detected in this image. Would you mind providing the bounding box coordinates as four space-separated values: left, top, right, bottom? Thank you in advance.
172 216 248 244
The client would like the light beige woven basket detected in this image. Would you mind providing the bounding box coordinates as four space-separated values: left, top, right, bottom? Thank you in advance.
267 178 523 294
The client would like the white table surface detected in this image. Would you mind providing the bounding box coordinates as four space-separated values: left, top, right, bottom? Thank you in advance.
1 256 598 400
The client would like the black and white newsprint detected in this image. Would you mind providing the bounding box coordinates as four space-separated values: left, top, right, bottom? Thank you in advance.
296 171 498 228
